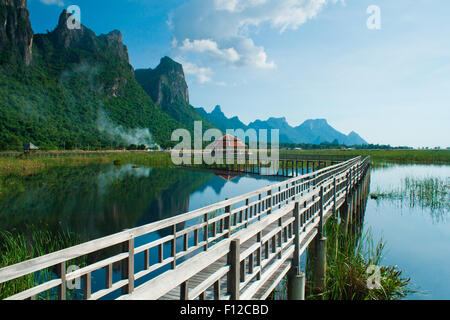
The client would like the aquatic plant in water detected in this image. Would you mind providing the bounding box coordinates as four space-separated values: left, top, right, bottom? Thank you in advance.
313 221 412 300
370 176 449 221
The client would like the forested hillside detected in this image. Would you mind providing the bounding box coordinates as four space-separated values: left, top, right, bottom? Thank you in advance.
0 3 184 150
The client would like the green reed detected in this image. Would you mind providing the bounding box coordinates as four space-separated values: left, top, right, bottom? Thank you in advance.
371 176 449 215
268 218 412 301
0 226 84 300
316 220 412 300
0 151 174 176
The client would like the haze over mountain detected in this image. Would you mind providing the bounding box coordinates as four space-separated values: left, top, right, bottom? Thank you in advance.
197 106 368 146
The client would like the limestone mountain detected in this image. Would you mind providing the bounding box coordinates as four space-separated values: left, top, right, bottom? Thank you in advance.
294 119 368 145
196 105 247 132
135 57 215 131
0 2 183 150
248 117 300 143
346 131 367 146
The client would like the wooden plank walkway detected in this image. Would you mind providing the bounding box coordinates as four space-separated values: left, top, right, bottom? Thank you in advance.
0 156 370 301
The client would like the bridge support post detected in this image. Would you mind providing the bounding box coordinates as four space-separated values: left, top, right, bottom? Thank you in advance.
312 187 327 295
287 267 305 300
339 203 349 235
311 237 327 295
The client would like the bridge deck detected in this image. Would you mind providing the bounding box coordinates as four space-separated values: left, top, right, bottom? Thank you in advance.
0 156 370 301
158 194 343 301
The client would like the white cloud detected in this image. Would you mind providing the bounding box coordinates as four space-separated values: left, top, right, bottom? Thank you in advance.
180 39 240 64
170 0 340 72
39 0 65 6
180 60 214 84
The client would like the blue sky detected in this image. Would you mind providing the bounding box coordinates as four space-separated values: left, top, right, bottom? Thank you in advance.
28 0 450 148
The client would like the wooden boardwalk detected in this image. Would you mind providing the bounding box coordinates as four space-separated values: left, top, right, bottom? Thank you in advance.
0 155 370 300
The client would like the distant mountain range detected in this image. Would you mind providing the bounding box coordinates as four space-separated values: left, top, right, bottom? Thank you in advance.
197 105 368 145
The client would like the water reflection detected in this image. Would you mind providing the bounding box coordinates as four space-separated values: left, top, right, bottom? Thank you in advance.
0 164 283 242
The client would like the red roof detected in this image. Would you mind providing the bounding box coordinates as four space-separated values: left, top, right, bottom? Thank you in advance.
206 135 246 149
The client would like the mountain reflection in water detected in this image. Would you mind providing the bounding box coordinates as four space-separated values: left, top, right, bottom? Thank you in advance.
0 164 284 242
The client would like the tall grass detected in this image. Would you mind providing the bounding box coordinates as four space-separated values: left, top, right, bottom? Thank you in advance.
0 152 174 198
268 218 412 301
0 151 174 176
316 220 412 300
284 149 450 165
0 226 84 300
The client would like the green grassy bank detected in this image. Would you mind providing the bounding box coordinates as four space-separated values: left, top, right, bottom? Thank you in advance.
282 149 450 164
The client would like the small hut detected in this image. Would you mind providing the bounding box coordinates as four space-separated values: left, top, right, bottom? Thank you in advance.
23 142 39 155
206 134 246 152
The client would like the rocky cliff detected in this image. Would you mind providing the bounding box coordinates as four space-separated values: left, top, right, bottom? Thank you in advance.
135 57 189 108
135 57 215 131
0 0 33 66
48 10 129 64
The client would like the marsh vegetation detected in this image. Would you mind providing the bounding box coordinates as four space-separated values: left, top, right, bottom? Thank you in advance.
370 176 449 214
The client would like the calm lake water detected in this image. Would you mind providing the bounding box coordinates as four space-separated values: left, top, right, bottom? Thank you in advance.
1 162 448 299
0 164 285 242
0 164 285 299
365 163 450 300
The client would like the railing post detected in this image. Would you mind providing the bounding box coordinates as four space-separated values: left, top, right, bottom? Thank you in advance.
122 238 135 295
291 182 296 201
293 202 300 268
204 213 209 251
347 171 351 197
229 239 241 300
333 178 337 215
57 262 66 300
82 272 91 299
225 203 232 237
171 225 177 268
180 281 189 300
318 186 324 238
